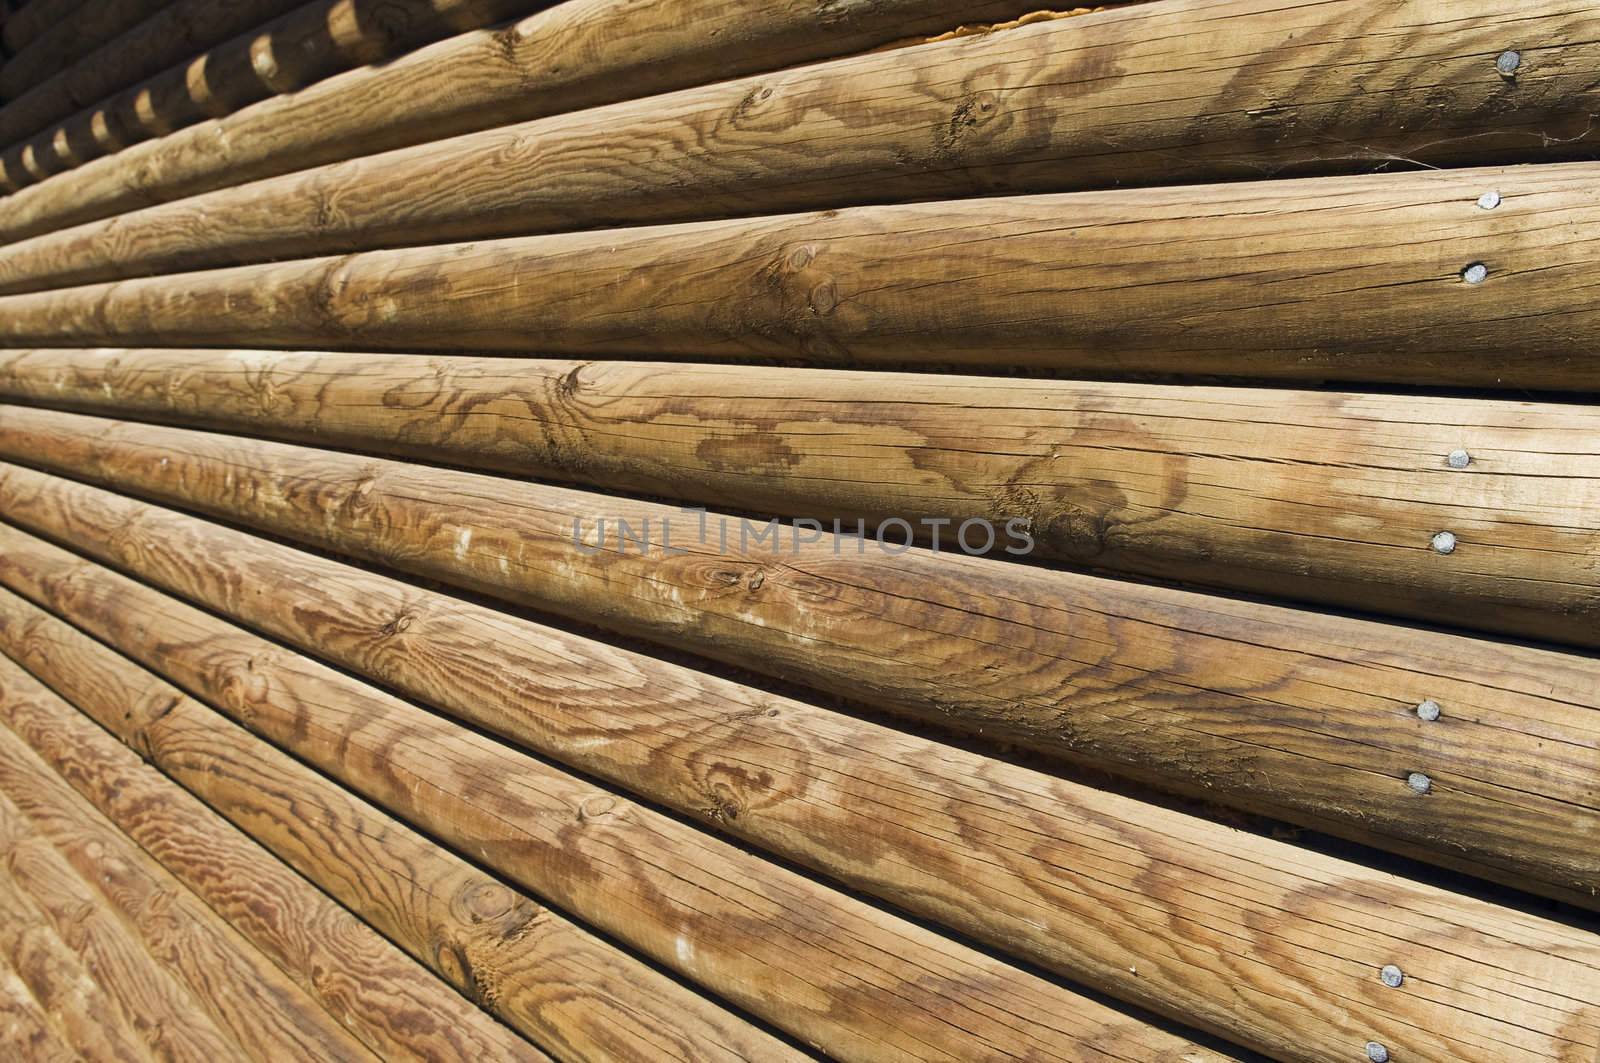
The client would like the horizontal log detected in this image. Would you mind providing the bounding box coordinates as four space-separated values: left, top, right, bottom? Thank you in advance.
1 165 1596 390
0 854 151 1063
0 0 308 150
0 0 84 56
0 788 257 1062
3 481 1599 1062
0 0 1593 294
0 0 550 194
0 508 1204 1060
1 407 1596 901
0 720 382 1061
0 0 170 101
0 589 793 1063
0 0 1085 243
0 601 550 1061
3 347 1595 644
0 957 79 1063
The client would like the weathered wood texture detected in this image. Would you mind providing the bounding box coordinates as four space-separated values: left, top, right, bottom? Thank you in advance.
3 485 1600 1063
0 0 1109 242
0 589 799 1063
0 0 1594 291
0 534 1234 1063
2 347 1595 645
0 0 83 56
0 853 155 1063
0 0 552 194
0 0 309 150
0 410 1595 904
1 166 1595 391
0 728 384 1062
0 0 171 102
0 603 551 1061
0 957 79 1063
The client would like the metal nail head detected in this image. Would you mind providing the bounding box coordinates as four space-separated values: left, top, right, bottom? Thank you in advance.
1366 1042 1391 1063
1497 50 1522 77
1408 772 1433 795
1447 449 1472 469
1431 531 1457 554
1416 700 1441 722
1477 190 1502 210
1462 262 1488 284
1380 964 1405 988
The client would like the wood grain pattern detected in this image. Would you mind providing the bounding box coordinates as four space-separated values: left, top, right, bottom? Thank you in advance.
1 164 1597 390
0 852 154 1063
0 598 552 1062
0 588 797 1063
0 956 80 1063
0 0 171 102
0 0 555 196
0 408 1595 903
0 526 1234 1063
0 0 1595 295
0 723 384 1062
3 479 1600 1062
1 347 1595 645
0 788 252 1062
0 0 1101 241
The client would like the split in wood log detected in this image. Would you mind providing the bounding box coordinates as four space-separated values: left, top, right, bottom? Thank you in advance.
0 589 796 1063
0 0 554 194
0 524 1233 1063
0 0 1594 292
0 854 154 1063
0 728 384 1061
0 0 1114 241
2 483 1599 1062
0 601 551 1061
0 0 84 57
0 410 1595 902
0 0 311 151
2 348 1595 646
0 0 171 102
0 956 79 1063
0 164 1596 390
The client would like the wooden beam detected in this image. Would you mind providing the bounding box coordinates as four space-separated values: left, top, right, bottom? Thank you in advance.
0 606 551 1061
0 408 1595 901
0 0 171 102
0 594 796 1063
0 0 85 58
0 0 1087 242
0 0 1593 293
3 479 1599 1062
0 858 153 1063
0 956 79 1063
0 526 1229 1063
2 347 1594 644
0 164 1595 389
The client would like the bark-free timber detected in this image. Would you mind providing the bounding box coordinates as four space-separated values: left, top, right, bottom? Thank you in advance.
0 0 171 102
1 165 1596 389
0 592 795 1063
0 0 1593 295
0 0 549 193
3 484 1599 1063
3 347 1595 644
1 409 1596 902
0 607 550 1062
0 958 78 1063
0 1 1099 240
0 0 84 57
0 858 152 1063
0 0 309 151
0 527 1228 1063
0 729 381 1062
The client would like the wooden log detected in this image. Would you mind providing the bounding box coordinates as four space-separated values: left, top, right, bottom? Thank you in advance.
3 347 1596 645
0 0 84 57
3 483 1600 1063
0 592 796 1063
0 856 154 1063
0 0 171 102
1 407 1596 901
1 166 1596 390
0 733 385 1062
0 958 79 1063
0 1 1109 242
0 0 1594 292
0 608 551 1060
0 790 257 1062
0 0 551 193
0 0 310 150
0 528 1230 1063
